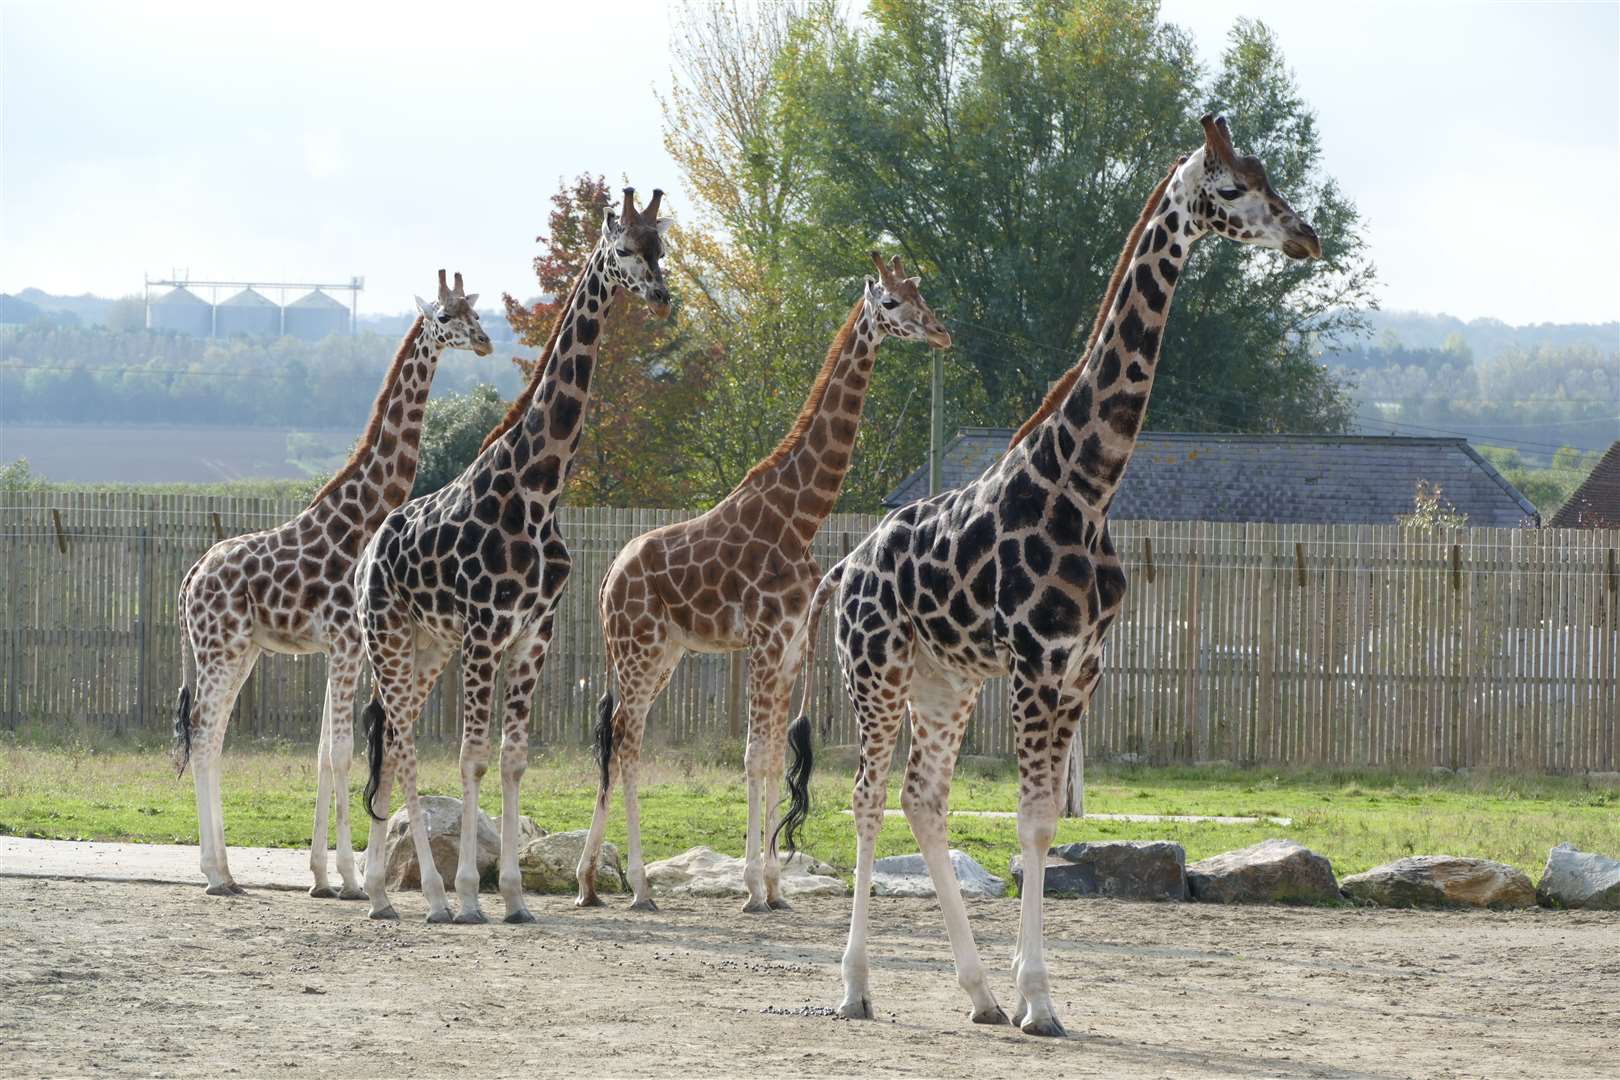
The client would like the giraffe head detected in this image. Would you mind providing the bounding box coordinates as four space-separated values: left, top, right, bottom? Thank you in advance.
1184 114 1322 261
414 270 494 355
600 186 673 318
864 251 951 348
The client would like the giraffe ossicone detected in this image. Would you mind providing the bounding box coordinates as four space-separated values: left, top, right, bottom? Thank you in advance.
172 269 495 899
577 249 950 914
776 114 1321 1036
357 186 673 925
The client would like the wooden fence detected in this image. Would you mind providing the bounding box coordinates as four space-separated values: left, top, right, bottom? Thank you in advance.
2 492 1615 771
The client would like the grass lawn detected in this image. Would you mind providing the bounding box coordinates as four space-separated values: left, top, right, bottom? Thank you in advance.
2 735 1615 886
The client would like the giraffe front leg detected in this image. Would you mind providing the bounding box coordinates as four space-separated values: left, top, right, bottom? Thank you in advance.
327 652 367 899
1008 669 1070 1038
497 627 548 923
452 652 497 924
309 677 338 898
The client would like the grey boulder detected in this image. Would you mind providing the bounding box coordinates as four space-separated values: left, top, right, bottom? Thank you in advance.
871 850 1005 898
1009 840 1187 901
1187 839 1339 905
1341 855 1535 909
361 795 542 892
644 846 845 898
518 829 625 895
1537 845 1620 910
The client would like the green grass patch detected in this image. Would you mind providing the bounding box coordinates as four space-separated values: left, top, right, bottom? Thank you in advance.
1 734 1614 884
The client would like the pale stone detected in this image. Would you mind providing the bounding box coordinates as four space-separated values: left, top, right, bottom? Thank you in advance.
1187 839 1339 905
1537 844 1620 910
643 846 845 898
871 850 1005 898
1341 855 1535 909
518 830 625 894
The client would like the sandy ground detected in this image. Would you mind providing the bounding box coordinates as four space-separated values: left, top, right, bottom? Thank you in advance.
2 860 1617 1080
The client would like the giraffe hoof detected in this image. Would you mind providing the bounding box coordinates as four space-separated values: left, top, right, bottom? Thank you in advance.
972 1006 1011 1026
836 998 875 1021
1011 1005 1028 1028
767 897 793 912
574 893 605 909
204 883 239 897
1020 1016 1068 1039
741 897 772 915
504 909 537 925
368 905 399 921
339 886 368 901
308 885 338 900
628 896 659 913
425 909 454 925
452 910 488 925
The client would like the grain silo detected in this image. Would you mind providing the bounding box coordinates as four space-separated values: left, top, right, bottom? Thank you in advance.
283 289 350 341
146 286 213 337
215 287 280 338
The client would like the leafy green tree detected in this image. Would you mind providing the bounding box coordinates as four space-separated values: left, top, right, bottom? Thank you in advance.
411 384 510 498
771 1 1370 440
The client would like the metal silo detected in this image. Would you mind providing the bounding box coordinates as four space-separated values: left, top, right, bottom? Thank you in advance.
214 287 280 338
146 286 213 337
283 289 350 341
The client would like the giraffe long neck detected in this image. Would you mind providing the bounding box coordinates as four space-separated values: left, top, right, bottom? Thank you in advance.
498 246 617 505
735 298 880 546
309 316 443 532
1023 182 1197 515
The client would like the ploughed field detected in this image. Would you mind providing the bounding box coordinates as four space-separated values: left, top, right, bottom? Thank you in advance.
3 876 1616 1078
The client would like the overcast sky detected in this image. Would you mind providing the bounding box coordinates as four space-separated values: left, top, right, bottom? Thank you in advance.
3 0 1616 326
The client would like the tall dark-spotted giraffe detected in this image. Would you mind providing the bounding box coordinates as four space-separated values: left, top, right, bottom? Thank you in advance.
579 253 950 914
358 188 672 924
782 116 1323 1035
173 271 493 898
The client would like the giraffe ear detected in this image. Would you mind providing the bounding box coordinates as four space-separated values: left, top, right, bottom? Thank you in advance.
464 293 479 308
602 209 618 232
414 295 436 317
654 217 671 235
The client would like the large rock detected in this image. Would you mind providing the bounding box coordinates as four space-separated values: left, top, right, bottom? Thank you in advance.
518 830 625 895
1009 840 1186 901
1187 839 1339 905
1537 844 1620 910
643 846 846 898
872 850 1005 898
1341 856 1535 909
361 795 543 892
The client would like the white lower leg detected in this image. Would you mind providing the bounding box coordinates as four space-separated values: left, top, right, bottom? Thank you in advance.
762 771 786 905
906 796 1001 1022
622 758 653 907
1013 809 1063 1036
498 740 531 920
576 776 613 904
404 776 451 921
192 754 229 891
838 818 878 1017
740 770 768 912
330 738 363 896
363 771 395 918
309 740 334 893
452 761 485 920
206 756 235 888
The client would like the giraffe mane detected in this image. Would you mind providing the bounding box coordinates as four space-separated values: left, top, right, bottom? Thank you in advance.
307 316 425 507
479 268 590 453
1008 159 1181 450
740 296 864 485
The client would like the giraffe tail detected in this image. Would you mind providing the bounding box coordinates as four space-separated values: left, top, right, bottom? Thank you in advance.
362 697 387 822
773 558 846 858
593 684 617 797
171 631 195 777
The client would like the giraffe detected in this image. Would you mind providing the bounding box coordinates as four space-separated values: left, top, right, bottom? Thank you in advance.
358 187 672 924
577 252 951 914
173 270 494 897
778 115 1322 1035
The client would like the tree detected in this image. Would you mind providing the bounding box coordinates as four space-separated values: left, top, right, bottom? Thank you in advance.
503 175 718 507
770 1 1370 440
412 384 511 498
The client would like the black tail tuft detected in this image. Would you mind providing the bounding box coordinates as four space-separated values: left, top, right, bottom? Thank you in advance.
171 686 193 776
362 698 387 822
593 690 616 793
772 713 814 857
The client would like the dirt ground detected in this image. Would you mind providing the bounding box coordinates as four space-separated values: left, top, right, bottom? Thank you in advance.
1 876 1615 1079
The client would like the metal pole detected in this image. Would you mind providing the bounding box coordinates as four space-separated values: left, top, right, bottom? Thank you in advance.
928 351 945 496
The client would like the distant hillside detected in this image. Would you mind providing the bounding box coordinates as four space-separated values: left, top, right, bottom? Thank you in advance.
1355 310 1617 358
11 287 118 326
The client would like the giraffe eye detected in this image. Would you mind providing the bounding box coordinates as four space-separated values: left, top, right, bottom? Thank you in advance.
437 313 450 323
1216 188 1242 201
882 298 899 309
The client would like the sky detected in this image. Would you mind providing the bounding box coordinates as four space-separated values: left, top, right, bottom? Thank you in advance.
2 0 1617 326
